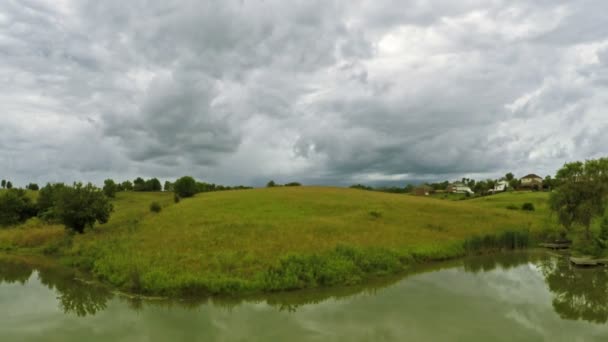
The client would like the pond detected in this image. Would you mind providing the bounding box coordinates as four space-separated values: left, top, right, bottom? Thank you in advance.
1 251 608 341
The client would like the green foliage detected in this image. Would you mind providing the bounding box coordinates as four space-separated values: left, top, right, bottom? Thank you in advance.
174 176 198 198
6 181 12 189
26 183 39 191
284 182 301 187
37 183 67 222
521 202 535 211
262 246 404 291
1 179 5 188
505 172 514 181
369 211 382 219
133 177 162 192
0 189 38 226
550 158 608 239
163 181 174 192
103 179 118 198
120 180 133 191
267 180 276 187
350 184 373 190
55 183 113 234
150 202 162 213
463 230 530 253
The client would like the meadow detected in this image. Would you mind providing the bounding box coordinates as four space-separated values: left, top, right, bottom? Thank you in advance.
0 187 550 296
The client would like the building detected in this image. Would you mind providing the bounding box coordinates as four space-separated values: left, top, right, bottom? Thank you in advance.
520 174 543 189
447 182 474 194
414 185 432 196
489 180 509 193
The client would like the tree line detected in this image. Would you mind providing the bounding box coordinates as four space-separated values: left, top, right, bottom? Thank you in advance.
0 176 252 233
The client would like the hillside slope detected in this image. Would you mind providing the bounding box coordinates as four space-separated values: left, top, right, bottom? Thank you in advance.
2 187 547 295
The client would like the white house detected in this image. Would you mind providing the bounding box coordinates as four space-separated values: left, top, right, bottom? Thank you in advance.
490 180 509 193
447 182 474 194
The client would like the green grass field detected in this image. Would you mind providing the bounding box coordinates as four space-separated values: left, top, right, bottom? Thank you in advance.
0 187 551 295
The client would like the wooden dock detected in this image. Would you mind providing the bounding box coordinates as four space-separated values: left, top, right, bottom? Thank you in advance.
570 257 608 267
539 242 571 250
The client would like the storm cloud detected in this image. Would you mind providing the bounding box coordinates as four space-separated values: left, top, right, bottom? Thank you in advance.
1 0 607 186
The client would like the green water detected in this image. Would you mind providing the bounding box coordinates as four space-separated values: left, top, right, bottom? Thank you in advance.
1 252 608 341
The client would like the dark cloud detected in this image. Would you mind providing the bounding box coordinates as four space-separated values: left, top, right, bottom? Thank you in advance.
1 0 607 186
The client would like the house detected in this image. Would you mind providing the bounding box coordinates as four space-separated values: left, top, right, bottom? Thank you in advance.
414 185 432 196
489 180 508 193
447 182 474 194
520 174 543 189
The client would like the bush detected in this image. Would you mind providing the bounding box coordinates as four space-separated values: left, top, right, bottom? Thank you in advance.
0 189 38 226
521 203 535 211
174 176 197 198
37 183 67 222
284 182 301 187
150 202 162 213
54 183 113 234
369 211 382 219
103 179 118 198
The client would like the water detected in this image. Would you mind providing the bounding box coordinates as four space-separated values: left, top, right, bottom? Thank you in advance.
1 252 608 341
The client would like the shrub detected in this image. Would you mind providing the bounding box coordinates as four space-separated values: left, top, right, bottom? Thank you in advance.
37 183 67 222
284 182 301 187
26 183 39 191
521 203 535 211
369 211 382 219
0 189 38 226
103 179 118 198
506 204 519 210
174 176 197 198
150 202 162 213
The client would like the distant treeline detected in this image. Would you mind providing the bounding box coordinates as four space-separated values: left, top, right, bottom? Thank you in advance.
100 177 252 198
349 184 415 194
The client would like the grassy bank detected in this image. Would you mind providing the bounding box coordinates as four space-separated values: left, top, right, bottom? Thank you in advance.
0 187 550 296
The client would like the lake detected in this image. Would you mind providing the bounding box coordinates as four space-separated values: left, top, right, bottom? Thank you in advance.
1 251 608 341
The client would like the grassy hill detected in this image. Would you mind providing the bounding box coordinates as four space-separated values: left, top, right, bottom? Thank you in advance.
0 187 550 295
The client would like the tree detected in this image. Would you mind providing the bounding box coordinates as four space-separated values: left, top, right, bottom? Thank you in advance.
37 183 67 221
164 181 174 192
174 176 198 198
267 180 276 187
509 178 520 190
103 179 118 198
54 183 113 234
505 173 514 181
26 183 39 191
133 177 146 191
549 158 608 240
0 189 38 226
1 180 6 188
121 180 133 191
6 181 13 189
146 178 162 191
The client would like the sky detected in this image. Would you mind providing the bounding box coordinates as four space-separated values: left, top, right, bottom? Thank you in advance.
1 0 607 187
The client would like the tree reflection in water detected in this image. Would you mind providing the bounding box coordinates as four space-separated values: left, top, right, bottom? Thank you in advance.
0 258 112 317
539 257 608 324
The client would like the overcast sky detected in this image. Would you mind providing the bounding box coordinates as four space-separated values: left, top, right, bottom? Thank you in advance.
1 0 607 187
